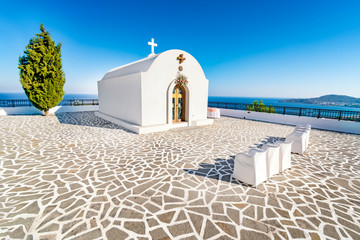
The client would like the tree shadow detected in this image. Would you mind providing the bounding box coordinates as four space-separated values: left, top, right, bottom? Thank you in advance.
183 136 286 186
55 111 134 133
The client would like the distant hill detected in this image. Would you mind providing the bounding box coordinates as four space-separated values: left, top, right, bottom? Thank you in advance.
280 94 360 108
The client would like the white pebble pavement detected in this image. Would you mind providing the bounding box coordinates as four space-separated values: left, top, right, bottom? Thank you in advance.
0 112 359 239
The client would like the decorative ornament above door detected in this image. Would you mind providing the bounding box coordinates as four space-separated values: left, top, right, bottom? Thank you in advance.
177 54 186 64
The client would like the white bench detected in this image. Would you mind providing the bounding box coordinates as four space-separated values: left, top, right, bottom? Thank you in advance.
233 148 267 186
275 140 293 171
261 144 280 178
286 124 311 154
233 141 293 186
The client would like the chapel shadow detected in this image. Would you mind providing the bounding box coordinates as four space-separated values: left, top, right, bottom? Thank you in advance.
183 136 285 186
55 111 134 133
184 157 244 185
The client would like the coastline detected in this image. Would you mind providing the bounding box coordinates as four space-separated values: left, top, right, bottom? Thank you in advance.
1 93 360 112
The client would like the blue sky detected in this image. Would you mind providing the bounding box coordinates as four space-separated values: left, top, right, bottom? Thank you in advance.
0 0 359 98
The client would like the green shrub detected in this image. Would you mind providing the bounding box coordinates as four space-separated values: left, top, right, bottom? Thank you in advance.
247 100 276 113
19 24 65 116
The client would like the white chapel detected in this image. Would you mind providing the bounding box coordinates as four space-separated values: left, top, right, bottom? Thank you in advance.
95 38 213 134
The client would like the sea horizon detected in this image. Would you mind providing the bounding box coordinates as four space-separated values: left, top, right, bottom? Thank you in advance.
1 92 359 112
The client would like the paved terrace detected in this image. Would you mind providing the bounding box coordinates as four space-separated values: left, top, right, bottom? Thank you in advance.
0 112 359 240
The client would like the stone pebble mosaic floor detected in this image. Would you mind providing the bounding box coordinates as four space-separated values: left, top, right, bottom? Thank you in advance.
0 112 359 240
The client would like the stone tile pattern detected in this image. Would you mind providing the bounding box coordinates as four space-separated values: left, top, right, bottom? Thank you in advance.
0 112 359 240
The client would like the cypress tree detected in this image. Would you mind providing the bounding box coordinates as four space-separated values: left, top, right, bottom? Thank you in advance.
19 24 65 116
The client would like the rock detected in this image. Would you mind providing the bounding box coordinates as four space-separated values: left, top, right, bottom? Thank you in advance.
288 227 305 239
157 211 175 224
203 220 220 239
150 227 171 240
124 221 145 234
296 219 315 230
186 207 210 216
323 224 340 239
309 232 321 240
9 226 25 239
118 208 143 219
240 229 270 240
71 228 102 240
216 222 238 238
189 213 203 234
168 222 193 237
227 208 240 224
39 223 59 233
243 217 269 233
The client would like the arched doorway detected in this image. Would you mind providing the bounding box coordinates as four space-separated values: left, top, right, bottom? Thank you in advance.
172 84 186 122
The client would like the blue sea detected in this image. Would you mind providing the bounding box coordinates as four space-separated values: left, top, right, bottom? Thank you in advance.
0 92 98 100
208 96 360 112
1 93 359 112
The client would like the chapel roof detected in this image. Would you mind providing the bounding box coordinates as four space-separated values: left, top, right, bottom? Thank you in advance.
101 53 160 80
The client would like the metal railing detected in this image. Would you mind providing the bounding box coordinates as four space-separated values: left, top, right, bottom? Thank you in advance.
0 99 99 108
2 99 359 122
60 99 99 106
208 102 360 122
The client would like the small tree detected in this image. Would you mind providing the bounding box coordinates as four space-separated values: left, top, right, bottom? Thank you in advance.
247 100 260 112
19 24 65 116
247 100 276 113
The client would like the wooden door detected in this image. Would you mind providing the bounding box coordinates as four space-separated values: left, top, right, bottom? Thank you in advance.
172 85 185 122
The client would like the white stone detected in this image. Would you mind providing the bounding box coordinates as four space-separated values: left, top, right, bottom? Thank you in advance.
44 106 61 115
97 49 213 134
0 108 7 116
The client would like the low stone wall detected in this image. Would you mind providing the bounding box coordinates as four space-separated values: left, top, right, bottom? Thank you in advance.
0 105 99 116
221 109 360 135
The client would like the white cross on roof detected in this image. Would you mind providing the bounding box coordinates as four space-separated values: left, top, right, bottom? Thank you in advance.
148 38 157 55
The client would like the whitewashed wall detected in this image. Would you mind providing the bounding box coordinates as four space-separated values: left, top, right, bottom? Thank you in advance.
0 105 99 116
142 50 209 126
98 73 142 125
221 109 360 135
